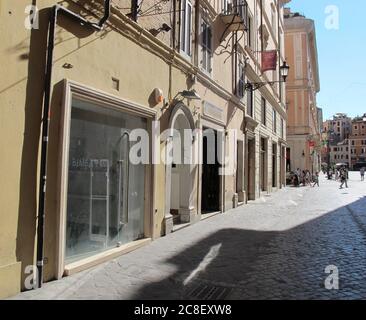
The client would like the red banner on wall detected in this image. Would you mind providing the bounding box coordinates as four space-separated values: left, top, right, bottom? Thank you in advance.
261 50 278 72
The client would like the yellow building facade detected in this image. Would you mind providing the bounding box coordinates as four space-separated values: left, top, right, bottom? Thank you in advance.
0 0 289 298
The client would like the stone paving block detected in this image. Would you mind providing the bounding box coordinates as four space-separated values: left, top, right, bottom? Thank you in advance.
12 173 366 300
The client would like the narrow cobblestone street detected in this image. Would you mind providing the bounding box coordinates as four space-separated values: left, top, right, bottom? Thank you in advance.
14 173 366 300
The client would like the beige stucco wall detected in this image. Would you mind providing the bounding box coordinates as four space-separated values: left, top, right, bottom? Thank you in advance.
285 13 321 173
1 0 228 296
0 0 45 298
0 0 288 298
0 0 181 297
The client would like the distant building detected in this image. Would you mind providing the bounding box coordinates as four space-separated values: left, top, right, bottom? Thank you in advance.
329 141 350 167
0 0 292 298
323 113 366 169
284 9 321 172
323 113 352 145
317 108 324 133
349 116 366 169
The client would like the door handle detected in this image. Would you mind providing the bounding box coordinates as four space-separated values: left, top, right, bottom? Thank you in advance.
118 131 130 227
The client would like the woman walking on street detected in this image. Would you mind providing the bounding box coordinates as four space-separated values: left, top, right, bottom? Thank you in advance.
339 169 348 189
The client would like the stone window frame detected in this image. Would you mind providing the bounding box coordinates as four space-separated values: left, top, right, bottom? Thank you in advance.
200 13 213 73
55 79 157 279
180 0 193 58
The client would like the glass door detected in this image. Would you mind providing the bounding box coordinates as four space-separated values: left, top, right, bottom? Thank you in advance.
110 130 130 247
65 98 146 263
89 159 109 245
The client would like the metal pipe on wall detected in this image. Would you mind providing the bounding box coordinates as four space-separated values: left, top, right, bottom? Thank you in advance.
36 0 111 289
277 0 282 102
260 0 263 53
131 0 139 22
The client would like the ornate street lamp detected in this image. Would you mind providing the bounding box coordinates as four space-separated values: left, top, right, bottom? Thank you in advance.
280 60 290 82
245 61 290 91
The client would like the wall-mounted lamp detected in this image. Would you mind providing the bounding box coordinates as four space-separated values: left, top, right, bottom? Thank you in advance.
164 90 201 108
302 150 305 157
245 60 290 91
160 23 171 32
175 90 201 101
62 63 74 69
149 23 172 37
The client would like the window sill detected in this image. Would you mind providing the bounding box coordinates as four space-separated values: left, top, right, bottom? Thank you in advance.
64 238 152 276
179 50 192 63
199 66 212 78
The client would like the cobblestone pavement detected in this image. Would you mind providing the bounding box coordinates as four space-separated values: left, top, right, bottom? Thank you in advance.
13 172 366 300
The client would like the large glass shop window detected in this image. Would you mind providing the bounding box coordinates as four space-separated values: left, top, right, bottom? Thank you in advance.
65 98 147 263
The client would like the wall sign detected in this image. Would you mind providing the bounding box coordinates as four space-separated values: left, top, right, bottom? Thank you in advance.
203 101 224 124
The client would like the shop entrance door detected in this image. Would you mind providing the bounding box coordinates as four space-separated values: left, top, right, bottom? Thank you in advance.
201 128 220 213
272 143 277 188
66 99 146 263
88 131 129 246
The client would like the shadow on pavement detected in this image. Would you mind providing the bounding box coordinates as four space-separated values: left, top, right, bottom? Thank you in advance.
131 197 366 300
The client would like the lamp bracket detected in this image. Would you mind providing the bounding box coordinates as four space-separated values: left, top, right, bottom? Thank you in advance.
245 80 285 91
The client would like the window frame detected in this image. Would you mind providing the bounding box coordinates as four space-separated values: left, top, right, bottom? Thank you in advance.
246 13 254 48
237 58 245 99
56 80 157 279
222 0 230 14
235 0 249 30
246 84 253 118
200 14 213 74
261 97 267 126
180 0 193 57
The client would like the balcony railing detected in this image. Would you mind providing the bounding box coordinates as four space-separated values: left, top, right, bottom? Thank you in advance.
221 0 249 32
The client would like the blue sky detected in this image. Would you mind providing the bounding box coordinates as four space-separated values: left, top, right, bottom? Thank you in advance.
287 0 366 120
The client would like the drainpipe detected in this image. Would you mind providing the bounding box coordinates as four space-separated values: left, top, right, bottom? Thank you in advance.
260 0 263 53
131 0 139 22
36 0 111 289
234 31 238 95
277 0 282 102
172 0 176 50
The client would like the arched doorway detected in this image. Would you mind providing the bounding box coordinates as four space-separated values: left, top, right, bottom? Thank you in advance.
164 103 197 233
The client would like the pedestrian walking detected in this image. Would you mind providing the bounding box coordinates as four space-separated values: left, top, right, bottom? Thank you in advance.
361 167 365 181
312 172 320 187
305 170 311 186
301 170 306 186
339 169 348 189
335 169 339 181
293 173 299 187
